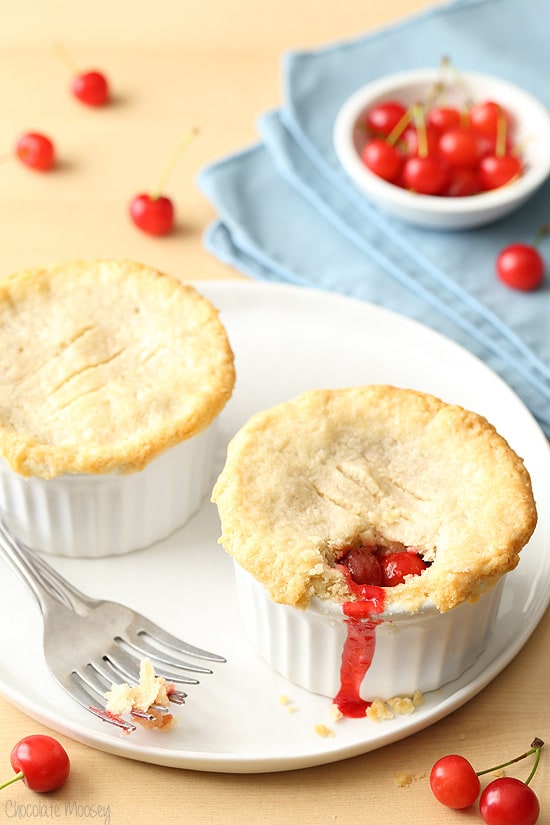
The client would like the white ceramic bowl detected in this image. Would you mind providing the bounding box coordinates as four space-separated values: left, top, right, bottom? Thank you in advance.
0 426 217 558
234 563 505 704
333 69 550 230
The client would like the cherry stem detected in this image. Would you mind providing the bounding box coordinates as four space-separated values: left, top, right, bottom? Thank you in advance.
386 107 414 146
439 55 475 108
423 80 445 110
150 127 199 200
0 771 24 791
412 104 428 158
532 223 550 246
54 41 79 74
495 105 507 158
476 738 544 783
524 740 543 786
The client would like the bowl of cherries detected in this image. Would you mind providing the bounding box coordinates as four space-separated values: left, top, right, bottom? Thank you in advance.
333 64 550 230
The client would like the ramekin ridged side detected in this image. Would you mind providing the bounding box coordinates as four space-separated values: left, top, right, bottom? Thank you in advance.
0 425 217 558
233 563 505 700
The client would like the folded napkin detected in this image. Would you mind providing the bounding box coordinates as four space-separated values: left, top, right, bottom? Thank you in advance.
198 0 550 436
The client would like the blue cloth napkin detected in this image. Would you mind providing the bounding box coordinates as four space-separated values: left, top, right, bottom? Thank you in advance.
198 0 550 436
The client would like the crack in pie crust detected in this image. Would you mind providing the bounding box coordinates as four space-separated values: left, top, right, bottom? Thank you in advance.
213 385 537 613
0 259 235 479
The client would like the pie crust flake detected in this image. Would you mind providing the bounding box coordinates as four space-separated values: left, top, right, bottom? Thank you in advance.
212 385 537 613
0 259 235 479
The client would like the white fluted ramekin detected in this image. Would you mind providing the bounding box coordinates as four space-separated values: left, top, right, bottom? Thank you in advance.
233 562 505 701
0 425 216 558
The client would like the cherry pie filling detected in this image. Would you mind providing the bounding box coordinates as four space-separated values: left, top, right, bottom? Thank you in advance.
334 544 430 718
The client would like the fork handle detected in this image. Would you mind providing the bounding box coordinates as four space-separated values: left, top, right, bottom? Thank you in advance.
0 520 82 615
28 548 96 614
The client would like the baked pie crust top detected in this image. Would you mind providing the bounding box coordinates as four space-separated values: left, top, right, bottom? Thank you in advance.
212 385 537 613
0 259 235 479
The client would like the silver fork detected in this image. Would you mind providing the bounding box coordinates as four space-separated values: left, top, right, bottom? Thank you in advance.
0 520 225 733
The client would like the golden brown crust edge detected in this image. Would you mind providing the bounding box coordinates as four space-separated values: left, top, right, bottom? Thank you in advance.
0 259 236 478
212 385 538 613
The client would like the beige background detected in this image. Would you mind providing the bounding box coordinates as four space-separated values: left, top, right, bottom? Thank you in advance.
1 1 549 823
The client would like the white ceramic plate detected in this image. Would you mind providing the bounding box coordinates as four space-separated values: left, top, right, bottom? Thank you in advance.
0 280 548 774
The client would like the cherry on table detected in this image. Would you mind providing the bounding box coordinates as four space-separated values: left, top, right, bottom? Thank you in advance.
129 127 198 237
15 132 56 171
430 737 544 825
430 754 481 809
72 69 110 107
479 777 540 825
56 43 110 107
0 735 70 793
129 194 174 236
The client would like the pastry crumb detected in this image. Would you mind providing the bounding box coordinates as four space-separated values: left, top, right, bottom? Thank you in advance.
394 771 426 788
314 724 335 738
366 698 395 721
411 690 424 707
278 694 298 712
104 657 175 730
329 704 344 722
367 691 424 722
387 696 415 715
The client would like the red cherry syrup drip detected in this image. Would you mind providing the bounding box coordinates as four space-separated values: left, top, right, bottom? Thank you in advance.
333 547 428 717
334 567 386 718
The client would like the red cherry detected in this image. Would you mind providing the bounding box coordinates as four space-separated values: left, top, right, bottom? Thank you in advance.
2 735 70 793
430 754 481 809
496 243 545 291
129 194 174 236
398 123 440 159
479 777 540 825
478 154 522 190
469 100 512 139
361 138 402 181
129 127 198 236
431 738 544 822
427 106 462 134
478 133 514 159
15 132 55 171
438 127 482 168
402 155 449 195
443 166 482 197
71 70 110 106
380 551 427 586
340 546 383 586
365 101 407 137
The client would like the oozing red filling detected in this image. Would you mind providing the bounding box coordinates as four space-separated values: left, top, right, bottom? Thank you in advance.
340 544 428 587
333 544 428 718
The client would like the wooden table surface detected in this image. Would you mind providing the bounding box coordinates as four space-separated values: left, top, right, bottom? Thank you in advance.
1 1 549 823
